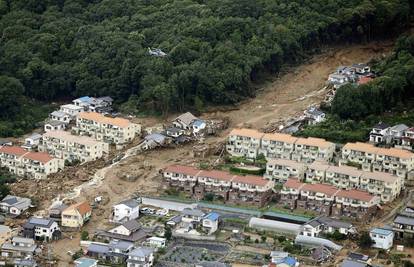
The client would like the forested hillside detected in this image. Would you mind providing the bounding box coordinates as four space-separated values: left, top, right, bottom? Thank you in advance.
0 0 411 136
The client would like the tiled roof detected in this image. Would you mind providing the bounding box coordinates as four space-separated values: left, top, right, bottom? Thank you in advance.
308 161 330 171
232 174 270 186
42 130 103 146
302 183 339 196
199 169 234 181
377 147 414 159
336 189 376 202
24 151 54 164
361 171 399 183
283 178 305 189
66 201 91 216
164 165 201 176
78 112 132 128
0 146 27 156
342 142 380 154
262 133 298 144
229 128 264 139
295 137 334 149
327 165 363 177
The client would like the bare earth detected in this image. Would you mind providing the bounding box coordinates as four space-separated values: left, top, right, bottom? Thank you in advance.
12 40 394 266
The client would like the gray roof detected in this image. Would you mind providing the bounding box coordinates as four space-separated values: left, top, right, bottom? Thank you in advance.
394 215 414 226
1 195 31 210
144 133 166 144
128 246 154 257
45 120 67 126
181 208 205 217
341 259 368 267
27 133 42 140
0 139 12 145
166 127 183 133
390 124 409 132
167 215 182 224
109 240 134 251
27 217 56 228
174 112 197 126
97 96 113 102
87 243 109 254
197 261 228 267
373 122 389 130
117 199 140 209
13 259 37 267
0 225 10 233
314 216 353 229
122 220 141 232
51 111 69 118
295 235 342 251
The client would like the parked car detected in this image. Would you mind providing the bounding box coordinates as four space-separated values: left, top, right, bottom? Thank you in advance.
156 208 169 216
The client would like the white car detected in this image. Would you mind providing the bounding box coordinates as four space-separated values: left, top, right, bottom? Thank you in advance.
156 208 169 216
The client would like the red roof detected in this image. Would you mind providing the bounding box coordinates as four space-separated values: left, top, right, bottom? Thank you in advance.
301 183 339 196
164 165 201 176
24 151 54 164
199 169 234 181
0 146 28 156
336 189 376 202
358 76 373 85
232 174 269 186
66 201 92 216
283 178 304 189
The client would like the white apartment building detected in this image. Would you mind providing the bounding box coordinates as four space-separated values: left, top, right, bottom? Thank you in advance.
0 146 63 179
305 161 330 183
39 130 109 163
265 158 306 183
226 128 264 159
359 171 403 203
292 137 335 163
59 104 84 118
342 142 414 179
259 133 298 160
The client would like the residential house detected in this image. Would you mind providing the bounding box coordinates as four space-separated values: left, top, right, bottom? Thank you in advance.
108 240 134 264
304 107 326 125
146 237 166 248
142 133 169 150
95 220 148 243
172 112 197 130
352 63 371 75
44 120 66 132
328 74 350 88
86 242 109 261
0 146 63 179
226 128 264 159
300 216 355 237
39 130 109 163
73 112 141 145
13 258 38 267
369 122 390 144
202 212 220 235
388 124 409 144
59 104 84 118
181 208 205 226
73 96 113 113
0 225 12 246
112 199 140 223
341 142 414 180
0 195 32 217
48 201 67 222
402 127 414 149
61 201 92 229
22 134 42 150
265 159 306 183
333 190 380 219
0 139 12 146
369 228 394 250
393 215 414 239
74 257 98 267
341 259 369 267
165 127 185 138
126 247 154 267
1 237 37 258
191 119 206 135
50 111 71 123
23 217 60 241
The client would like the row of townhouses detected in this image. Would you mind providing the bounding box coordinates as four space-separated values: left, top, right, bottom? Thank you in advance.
341 142 414 180
39 130 109 163
265 159 403 203
162 165 275 207
0 146 63 179
226 128 335 163
280 178 380 219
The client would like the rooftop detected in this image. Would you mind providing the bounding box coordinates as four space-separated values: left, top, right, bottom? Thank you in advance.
370 227 393 236
295 137 334 149
204 212 220 221
229 128 264 139
43 130 103 146
267 158 305 169
262 132 298 144
24 151 54 164
164 165 201 177
116 199 140 209
232 174 271 187
65 201 91 216
181 208 205 217
336 189 376 202
302 183 339 196
361 171 399 183
283 178 304 190
199 169 234 181
0 146 27 157
78 112 132 128
394 215 414 226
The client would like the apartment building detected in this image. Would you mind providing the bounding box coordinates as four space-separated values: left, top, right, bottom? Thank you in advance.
162 165 274 207
265 159 306 183
39 131 109 163
0 146 63 179
226 128 335 163
259 133 298 160
226 128 264 159
305 162 402 203
73 112 141 145
280 178 380 218
292 137 335 163
342 142 414 179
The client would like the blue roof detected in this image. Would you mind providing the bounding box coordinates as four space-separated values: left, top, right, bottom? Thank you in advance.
275 257 297 267
193 119 205 127
75 257 98 267
370 228 393 236
204 212 220 221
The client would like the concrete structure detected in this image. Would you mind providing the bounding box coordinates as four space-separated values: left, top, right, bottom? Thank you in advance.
73 112 141 145
59 104 84 118
50 111 71 123
0 146 63 179
44 120 67 132
61 201 92 229
265 159 306 183
341 142 414 180
369 228 394 250
112 199 140 223
40 130 109 163
0 195 32 217
163 165 274 207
